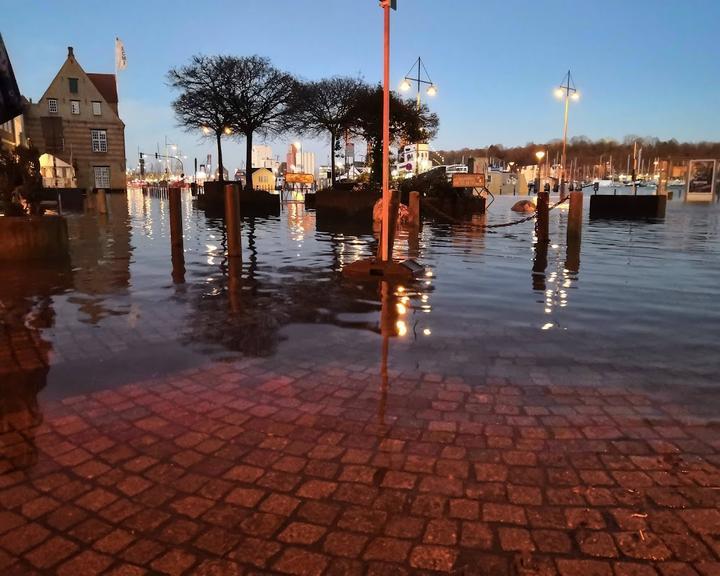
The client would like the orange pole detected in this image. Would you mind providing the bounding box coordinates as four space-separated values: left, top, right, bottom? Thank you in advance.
381 1 391 262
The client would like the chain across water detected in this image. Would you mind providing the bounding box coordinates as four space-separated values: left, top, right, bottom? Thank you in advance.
423 195 571 229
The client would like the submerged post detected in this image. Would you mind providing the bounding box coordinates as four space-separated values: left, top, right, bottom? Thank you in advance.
169 186 183 253
536 191 549 243
567 191 583 242
169 185 185 283
408 191 420 225
97 189 108 215
225 184 242 258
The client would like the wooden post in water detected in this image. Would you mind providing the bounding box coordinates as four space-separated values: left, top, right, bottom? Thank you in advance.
225 184 242 258
169 187 183 253
169 185 185 283
567 191 583 242
408 191 420 226
565 191 582 273
536 191 550 243
97 189 108 215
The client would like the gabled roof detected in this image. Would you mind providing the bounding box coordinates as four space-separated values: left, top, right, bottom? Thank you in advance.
87 73 118 104
251 167 273 173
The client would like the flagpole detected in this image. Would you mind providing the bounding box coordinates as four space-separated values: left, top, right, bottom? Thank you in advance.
114 37 120 117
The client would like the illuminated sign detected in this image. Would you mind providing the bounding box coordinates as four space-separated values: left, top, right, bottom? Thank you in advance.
452 173 486 188
285 173 314 184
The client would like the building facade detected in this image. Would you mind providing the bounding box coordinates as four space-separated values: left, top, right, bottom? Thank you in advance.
251 168 275 191
23 47 126 191
0 115 26 150
251 145 274 169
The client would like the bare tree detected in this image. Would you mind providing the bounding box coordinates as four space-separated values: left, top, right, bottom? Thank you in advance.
226 56 297 192
291 77 366 186
168 55 237 183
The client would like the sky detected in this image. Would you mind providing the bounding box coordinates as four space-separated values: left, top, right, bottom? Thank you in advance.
4 0 720 172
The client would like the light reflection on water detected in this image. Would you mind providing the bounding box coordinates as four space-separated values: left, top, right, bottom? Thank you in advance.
1 187 719 406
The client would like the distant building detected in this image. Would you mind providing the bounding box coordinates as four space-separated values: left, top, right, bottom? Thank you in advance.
302 152 315 177
252 145 274 169
396 143 430 178
0 115 26 150
286 143 315 175
251 167 274 191
23 46 126 190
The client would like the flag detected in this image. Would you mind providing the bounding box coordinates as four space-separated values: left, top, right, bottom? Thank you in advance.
115 37 127 71
0 33 23 124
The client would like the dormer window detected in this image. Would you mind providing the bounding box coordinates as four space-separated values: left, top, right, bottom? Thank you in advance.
69 78 79 93
48 98 58 114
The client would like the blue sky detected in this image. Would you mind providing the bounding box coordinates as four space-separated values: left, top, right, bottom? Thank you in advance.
4 0 720 172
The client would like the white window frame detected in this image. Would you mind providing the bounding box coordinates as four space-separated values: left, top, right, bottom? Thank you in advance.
48 98 58 114
94 166 110 188
92 101 102 116
70 100 80 115
91 129 107 153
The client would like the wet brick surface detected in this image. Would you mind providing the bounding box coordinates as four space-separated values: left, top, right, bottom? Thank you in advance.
1 359 719 575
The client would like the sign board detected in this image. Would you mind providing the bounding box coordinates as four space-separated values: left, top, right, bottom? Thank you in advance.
686 159 716 201
452 173 486 188
285 172 314 185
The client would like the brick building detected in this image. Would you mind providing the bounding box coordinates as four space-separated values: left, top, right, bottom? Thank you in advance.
23 47 126 191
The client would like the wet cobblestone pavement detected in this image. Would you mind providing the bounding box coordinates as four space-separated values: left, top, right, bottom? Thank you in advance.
2 356 719 575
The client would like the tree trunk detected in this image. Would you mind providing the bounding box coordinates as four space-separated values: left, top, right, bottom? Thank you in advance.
330 131 336 187
245 131 253 193
216 132 224 183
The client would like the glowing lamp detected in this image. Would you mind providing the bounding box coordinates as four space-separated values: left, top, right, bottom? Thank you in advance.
426 84 437 96
400 79 411 92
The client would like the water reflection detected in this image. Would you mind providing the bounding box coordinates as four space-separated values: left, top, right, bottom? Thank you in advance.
1 188 719 429
0 264 71 470
68 193 132 324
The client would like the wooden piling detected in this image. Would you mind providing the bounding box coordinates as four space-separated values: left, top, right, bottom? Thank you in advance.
408 191 420 225
97 189 108 215
169 186 183 253
225 184 242 258
536 191 549 243
567 191 582 242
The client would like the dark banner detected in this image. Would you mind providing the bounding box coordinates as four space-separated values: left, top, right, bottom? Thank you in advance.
0 33 23 125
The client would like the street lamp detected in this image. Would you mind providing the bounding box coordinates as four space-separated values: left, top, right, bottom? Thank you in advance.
554 70 579 194
400 56 437 175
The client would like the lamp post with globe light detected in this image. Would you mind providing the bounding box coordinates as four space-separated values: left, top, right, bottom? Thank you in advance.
400 57 437 175
554 70 579 194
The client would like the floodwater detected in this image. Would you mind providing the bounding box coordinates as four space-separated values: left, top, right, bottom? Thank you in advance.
1 187 719 411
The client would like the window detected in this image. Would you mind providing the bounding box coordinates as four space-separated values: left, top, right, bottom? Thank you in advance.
69 78 78 93
48 98 58 113
94 166 110 188
92 101 102 116
91 129 107 152
71 100 80 115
